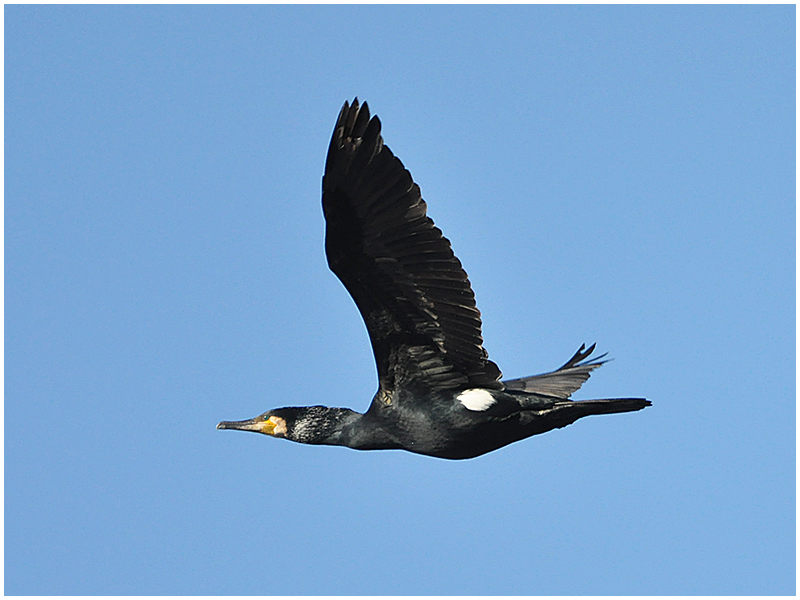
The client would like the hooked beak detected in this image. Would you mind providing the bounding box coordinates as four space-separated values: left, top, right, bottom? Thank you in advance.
216 415 286 436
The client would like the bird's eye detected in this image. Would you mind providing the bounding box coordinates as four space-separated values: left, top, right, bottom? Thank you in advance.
263 415 270 421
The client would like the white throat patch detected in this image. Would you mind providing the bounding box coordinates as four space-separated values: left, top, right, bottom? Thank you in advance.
457 388 497 411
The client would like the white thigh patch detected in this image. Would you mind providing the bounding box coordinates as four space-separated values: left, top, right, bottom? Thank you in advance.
457 389 497 411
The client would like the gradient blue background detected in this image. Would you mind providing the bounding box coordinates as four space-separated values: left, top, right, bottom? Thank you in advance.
5 5 795 595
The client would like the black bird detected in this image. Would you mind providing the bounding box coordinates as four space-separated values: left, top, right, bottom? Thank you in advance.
217 99 650 459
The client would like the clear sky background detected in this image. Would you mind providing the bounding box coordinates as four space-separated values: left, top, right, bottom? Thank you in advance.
5 5 795 595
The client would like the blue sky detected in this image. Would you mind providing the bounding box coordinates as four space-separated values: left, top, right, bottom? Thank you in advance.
5 5 795 595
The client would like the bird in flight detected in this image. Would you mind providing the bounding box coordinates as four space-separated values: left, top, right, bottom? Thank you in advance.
217 99 650 459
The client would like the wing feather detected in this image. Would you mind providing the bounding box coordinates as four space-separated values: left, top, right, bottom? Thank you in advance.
502 344 608 399
322 99 501 392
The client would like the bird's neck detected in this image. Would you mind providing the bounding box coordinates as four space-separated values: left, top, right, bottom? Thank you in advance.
285 406 400 451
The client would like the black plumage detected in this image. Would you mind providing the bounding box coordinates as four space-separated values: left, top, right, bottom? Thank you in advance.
217 99 650 459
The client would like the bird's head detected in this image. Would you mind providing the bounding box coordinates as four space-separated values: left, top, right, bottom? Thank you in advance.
217 405 364 446
216 409 293 438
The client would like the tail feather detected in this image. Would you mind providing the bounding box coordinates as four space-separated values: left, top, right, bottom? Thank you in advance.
537 397 651 431
556 397 651 415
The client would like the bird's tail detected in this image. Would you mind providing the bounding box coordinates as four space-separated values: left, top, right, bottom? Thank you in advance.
537 397 650 431
558 397 651 415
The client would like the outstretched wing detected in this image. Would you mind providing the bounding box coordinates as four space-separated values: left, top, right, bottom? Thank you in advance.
322 99 502 392
502 343 608 399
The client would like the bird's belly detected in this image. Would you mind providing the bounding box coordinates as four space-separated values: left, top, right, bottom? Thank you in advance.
397 415 526 460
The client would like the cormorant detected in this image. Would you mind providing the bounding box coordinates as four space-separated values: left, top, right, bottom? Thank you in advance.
217 99 650 459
